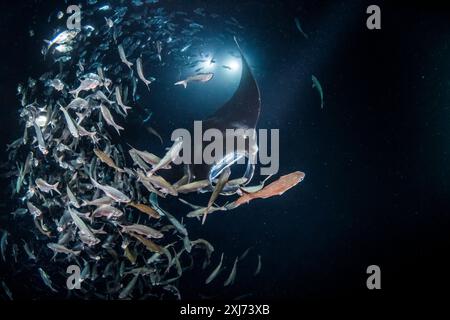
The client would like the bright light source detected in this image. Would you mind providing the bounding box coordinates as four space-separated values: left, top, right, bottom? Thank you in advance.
202 58 215 70
35 115 48 127
228 59 240 71
206 61 214 69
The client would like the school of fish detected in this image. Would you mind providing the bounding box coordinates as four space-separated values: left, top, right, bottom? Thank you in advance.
1 0 305 300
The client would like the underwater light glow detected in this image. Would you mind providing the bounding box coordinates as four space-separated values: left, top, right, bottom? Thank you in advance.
35 115 47 127
228 59 240 71
202 58 215 70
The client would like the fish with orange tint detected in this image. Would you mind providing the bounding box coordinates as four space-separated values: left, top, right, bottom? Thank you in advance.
128 202 161 219
228 171 305 209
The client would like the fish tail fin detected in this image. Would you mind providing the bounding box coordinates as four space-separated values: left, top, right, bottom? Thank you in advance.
88 172 97 187
201 208 209 225
115 124 124 135
225 201 239 210
174 80 187 88
44 40 52 49
54 184 61 195
120 105 132 116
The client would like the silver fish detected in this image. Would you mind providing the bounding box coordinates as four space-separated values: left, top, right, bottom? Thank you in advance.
294 17 309 39
118 44 133 69
130 152 151 171
38 267 58 292
120 224 163 239
146 126 163 145
183 235 192 253
81 196 114 207
54 44 73 53
97 66 105 81
27 201 42 218
48 79 65 90
100 104 124 135
15 163 25 194
45 30 78 49
1 281 13 300
224 257 238 286
148 137 183 175
36 178 61 195
205 253 224 284
105 17 114 28
0 230 8 262
254 254 262 276
92 205 123 219
47 243 81 256
156 40 162 61
174 73 214 88
203 167 231 224
239 247 253 261
128 145 162 166
191 239 215 255
150 194 188 236
69 78 101 97
136 57 154 91
77 124 98 143
67 97 89 110
11 244 19 263
177 180 210 194
33 122 48 155
312 75 324 109
186 205 226 218
10 208 28 218
92 90 114 105
146 174 178 196
68 206 100 246
22 240 36 261
119 273 139 299
240 175 273 193
90 175 131 203
114 86 132 114
59 105 79 138
66 186 81 208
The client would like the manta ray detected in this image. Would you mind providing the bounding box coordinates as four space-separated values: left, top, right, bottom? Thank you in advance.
186 37 261 190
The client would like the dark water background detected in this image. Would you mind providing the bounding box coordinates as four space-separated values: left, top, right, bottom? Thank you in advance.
1 0 450 301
